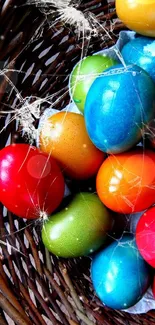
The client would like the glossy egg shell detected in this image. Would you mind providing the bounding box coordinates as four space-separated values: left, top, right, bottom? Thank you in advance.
116 0 155 37
0 144 65 219
136 207 155 268
122 37 155 82
96 148 155 214
42 192 114 258
39 112 105 180
69 55 117 113
91 235 151 310
84 64 155 154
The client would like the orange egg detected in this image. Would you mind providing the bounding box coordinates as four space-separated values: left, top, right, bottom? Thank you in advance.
39 112 105 179
116 0 155 37
96 148 155 214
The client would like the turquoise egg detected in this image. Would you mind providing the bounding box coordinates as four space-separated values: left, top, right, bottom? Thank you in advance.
91 235 151 310
84 64 155 154
122 37 155 82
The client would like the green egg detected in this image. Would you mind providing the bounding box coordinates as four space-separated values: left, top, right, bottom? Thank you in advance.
70 55 118 113
42 192 114 258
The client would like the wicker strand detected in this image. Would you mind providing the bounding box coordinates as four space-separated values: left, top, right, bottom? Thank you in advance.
25 228 43 277
0 292 31 325
27 276 62 325
45 248 53 273
0 274 31 323
19 282 47 325
60 263 84 313
43 266 78 323
0 314 7 325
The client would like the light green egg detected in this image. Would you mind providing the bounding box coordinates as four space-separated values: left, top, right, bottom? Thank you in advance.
42 192 114 258
70 55 118 113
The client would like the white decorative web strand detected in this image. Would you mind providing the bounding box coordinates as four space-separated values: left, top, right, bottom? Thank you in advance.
0 72 69 144
27 0 99 37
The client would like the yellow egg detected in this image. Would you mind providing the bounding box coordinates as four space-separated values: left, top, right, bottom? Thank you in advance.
116 0 155 37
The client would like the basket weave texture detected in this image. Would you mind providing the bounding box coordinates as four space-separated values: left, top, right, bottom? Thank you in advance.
0 1 155 324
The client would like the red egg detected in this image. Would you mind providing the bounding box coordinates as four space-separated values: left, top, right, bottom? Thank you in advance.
0 144 65 219
136 207 155 268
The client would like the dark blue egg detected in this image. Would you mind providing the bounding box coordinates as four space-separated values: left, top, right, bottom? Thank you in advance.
91 235 151 310
84 64 155 154
122 37 155 82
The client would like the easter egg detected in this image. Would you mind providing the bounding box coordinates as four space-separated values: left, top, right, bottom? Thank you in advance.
136 207 155 268
122 37 155 82
39 112 105 180
116 0 155 37
84 64 155 154
96 148 155 214
91 235 151 310
0 144 65 219
69 55 118 113
42 192 114 258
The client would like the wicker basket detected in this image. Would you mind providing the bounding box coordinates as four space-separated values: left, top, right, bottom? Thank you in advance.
0 1 155 324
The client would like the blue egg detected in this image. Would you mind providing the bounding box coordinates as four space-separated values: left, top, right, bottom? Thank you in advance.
122 37 155 82
84 64 155 154
91 235 151 310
